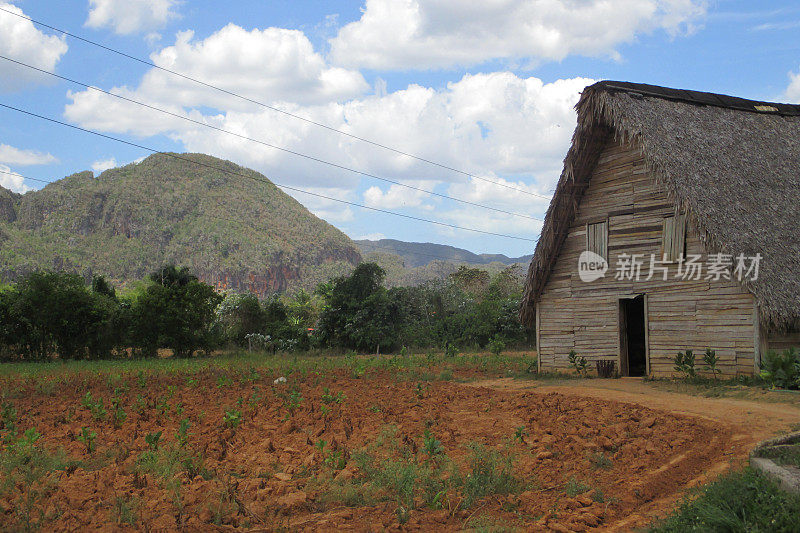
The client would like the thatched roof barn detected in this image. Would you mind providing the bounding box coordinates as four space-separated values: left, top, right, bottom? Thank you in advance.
521 81 800 377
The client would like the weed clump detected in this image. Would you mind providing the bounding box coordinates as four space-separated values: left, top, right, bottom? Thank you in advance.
320 425 524 519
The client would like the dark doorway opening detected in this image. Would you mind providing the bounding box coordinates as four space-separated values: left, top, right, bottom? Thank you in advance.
620 296 647 377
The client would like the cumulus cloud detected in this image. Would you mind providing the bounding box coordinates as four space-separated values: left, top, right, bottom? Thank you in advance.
786 67 800 103
62 15 592 241
0 3 68 90
288 186 357 224
91 157 118 174
329 0 706 70
363 181 435 209
74 24 367 115
85 0 179 35
0 164 30 193
0 144 57 166
67 70 588 190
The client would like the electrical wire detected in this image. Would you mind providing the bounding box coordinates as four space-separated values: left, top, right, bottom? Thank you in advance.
0 5 553 201
0 54 544 222
0 102 538 243
0 168 535 266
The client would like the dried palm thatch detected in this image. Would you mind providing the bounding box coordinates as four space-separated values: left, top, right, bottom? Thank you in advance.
521 81 800 332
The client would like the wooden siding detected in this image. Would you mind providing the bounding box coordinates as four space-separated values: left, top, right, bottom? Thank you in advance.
536 138 757 377
766 330 800 354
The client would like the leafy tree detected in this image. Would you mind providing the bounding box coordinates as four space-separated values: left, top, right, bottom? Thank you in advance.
287 288 316 328
216 292 264 346
450 266 490 295
0 285 19 360
317 263 401 351
8 271 114 359
129 265 222 357
91 275 117 300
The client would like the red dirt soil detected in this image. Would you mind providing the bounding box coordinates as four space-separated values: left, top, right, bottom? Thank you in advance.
0 371 766 531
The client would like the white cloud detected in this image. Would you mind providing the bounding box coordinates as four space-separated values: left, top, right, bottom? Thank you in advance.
0 3 68 90
90 24 365 112
0 164 30 193
0 144 57 166
91 157 118 174
329 0 706 70
786 67 800 103
282 185 358 224
63 16 590 238
85 0 179 35
67 71 588 191
363 181 435 209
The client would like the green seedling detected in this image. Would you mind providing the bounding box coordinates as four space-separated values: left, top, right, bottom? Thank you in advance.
422 428 444 459
78 427 98 453
703 348 720 380
111 397 127 429
176 418 191 447
145 430 162 452
321 387 346 404
223 409 242 429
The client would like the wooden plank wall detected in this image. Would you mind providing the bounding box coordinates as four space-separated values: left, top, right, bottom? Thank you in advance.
766 331 800 354
537 138 757 377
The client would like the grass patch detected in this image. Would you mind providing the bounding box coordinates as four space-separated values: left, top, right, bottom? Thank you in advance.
649 467 800 532
465 514 518 532
0 428 82 531
564 476 590 497
317 425 525 516
0 349 536 386
589 451 613 470
461 442 522 507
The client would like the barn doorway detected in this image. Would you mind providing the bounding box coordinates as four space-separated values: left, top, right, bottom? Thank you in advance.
619 296 647 376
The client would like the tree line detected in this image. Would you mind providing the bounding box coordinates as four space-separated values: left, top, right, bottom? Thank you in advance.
0 263 531 361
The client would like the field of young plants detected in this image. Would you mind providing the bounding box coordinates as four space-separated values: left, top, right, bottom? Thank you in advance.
0 351 739 531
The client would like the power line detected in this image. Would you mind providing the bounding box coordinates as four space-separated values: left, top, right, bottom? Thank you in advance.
0 168 534 266
0 54 543 223
0 5 553 201
0 102 537 243
0 169 51 186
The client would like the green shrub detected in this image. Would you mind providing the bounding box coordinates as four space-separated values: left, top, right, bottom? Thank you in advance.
568 350 588 376
649 467 800 532
145 431 162 452
759 348 800 390
674 350 696 378
487 337 505 356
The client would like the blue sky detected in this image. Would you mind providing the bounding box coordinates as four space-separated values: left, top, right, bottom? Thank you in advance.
1 0 799 258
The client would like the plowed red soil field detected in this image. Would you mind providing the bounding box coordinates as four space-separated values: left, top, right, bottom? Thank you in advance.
1 369 739 531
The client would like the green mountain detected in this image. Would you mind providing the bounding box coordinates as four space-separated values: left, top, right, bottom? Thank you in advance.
355 238 532 268
0 153 360 294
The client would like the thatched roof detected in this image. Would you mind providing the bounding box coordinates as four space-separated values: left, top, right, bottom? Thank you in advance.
521 81 800 331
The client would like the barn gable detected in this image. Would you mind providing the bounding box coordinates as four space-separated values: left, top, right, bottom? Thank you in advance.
521 81 800 376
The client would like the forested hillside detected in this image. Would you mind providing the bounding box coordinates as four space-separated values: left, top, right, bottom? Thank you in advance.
356 238 532 268
0 153 361 294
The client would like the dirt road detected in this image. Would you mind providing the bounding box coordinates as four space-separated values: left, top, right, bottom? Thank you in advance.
466 377 800 530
